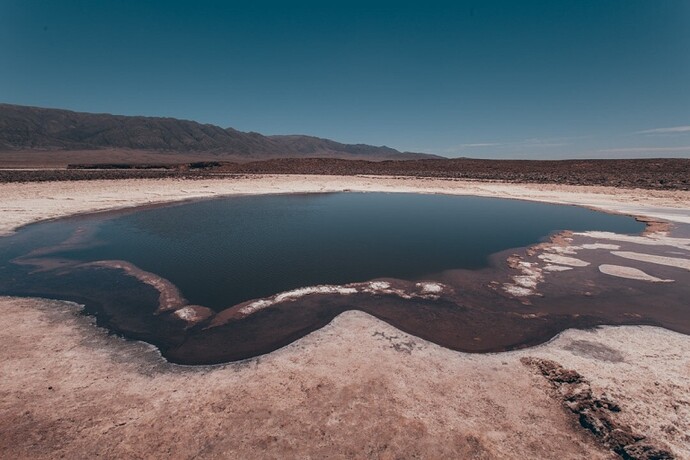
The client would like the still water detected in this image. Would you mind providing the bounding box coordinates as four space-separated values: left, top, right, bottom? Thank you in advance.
0 192 644 311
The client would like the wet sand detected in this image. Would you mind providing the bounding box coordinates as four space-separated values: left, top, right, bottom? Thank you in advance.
1 175 690 458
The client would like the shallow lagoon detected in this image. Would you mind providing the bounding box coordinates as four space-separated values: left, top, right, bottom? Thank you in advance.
8 192 683 364
1 193 644 310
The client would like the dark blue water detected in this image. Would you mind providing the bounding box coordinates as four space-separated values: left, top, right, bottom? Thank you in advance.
1 193 644 310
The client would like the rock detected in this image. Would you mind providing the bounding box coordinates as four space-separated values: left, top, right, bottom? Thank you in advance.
521 357 676 460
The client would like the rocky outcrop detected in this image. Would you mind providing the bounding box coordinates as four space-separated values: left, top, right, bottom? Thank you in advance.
521 357 675 460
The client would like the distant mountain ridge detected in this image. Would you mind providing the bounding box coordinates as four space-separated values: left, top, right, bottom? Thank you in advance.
0 104 439 160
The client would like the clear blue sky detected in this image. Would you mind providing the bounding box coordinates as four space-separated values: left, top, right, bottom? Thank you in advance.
1 1 689 158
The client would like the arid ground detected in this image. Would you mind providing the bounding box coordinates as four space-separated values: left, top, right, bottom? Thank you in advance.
1 175 689 459
1 157 689 190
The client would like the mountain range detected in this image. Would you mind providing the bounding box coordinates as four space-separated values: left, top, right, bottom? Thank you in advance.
0 104 439 161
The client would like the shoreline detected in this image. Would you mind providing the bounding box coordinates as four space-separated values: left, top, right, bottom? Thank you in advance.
2 295 688 458
1 175 689 458
2 175 690 238
5 179 689 365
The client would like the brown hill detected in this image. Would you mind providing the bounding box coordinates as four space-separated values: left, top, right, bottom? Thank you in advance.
0 104 439 161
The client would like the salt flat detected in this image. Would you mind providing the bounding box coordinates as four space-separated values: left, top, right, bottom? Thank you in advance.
1 175 689 458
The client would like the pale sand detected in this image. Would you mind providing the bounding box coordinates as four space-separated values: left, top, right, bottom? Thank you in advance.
2 175 690 237
1 175 690 458
598 264 674 283
611 251 690 271
1 297 689 459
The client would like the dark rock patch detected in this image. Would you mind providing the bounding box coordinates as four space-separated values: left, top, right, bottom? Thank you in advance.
521 357 674 460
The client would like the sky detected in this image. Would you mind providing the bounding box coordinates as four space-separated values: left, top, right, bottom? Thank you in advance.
1 0 689 159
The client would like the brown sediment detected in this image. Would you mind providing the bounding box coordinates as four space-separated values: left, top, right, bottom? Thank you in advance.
2 176 690 364
24 225 100 257
171 305 215 328
5 195 690 365
11 256 83 273
81 260 188 313
636 216 673 236
1 176 690 457
2 297 689 458
0 298 614 458
14 247 192 315
521 357 675 459
526 230 575 256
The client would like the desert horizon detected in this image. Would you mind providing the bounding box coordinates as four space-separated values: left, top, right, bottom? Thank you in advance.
1 174 689 458
2 1 689 459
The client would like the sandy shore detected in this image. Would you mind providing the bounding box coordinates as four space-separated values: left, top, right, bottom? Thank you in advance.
2 175 690 237
1 175 689 458
2 298 688 459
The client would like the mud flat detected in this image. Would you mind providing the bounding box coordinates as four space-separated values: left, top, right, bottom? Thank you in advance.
1 175 690 458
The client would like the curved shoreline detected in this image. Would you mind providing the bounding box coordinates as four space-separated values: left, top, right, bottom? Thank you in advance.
2 175 689 238
2 295 688 458
2 176 690 457
2 177 690 366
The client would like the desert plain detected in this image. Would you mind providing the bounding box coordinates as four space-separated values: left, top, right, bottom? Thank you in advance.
1 174 689 459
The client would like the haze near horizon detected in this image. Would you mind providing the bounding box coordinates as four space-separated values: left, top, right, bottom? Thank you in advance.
1 0 689 159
